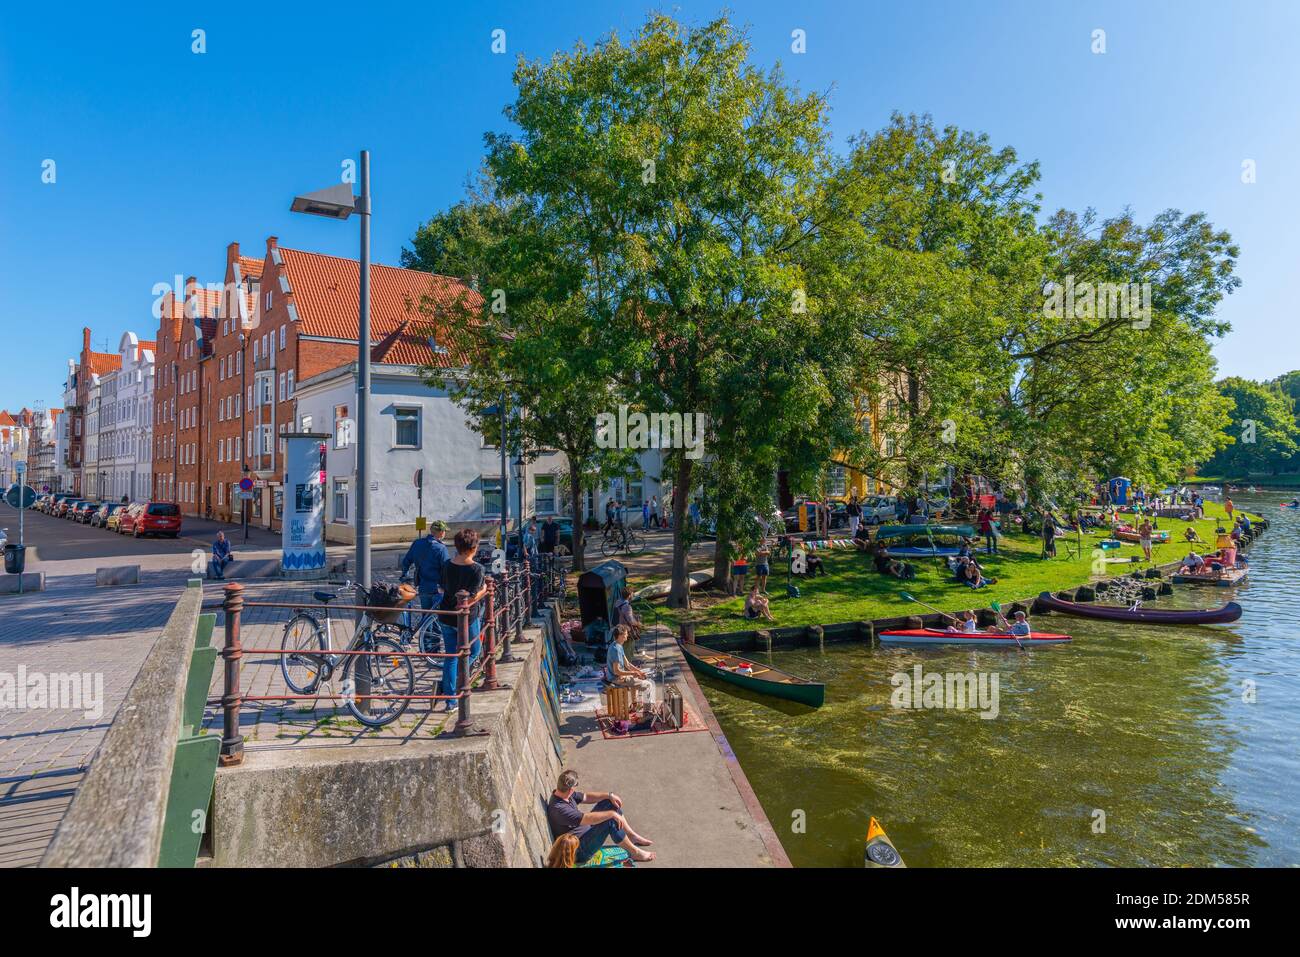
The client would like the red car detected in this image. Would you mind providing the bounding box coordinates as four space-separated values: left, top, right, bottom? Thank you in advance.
131 501 182 538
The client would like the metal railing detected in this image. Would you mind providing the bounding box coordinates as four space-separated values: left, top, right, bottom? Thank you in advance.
216 556 566 762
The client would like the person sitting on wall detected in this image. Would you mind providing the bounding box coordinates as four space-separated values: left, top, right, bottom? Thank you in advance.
210 531 233 580
547 769 655 865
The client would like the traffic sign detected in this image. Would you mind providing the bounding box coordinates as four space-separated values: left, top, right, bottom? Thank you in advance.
42 485 50 493
239 477 254 492
4 484 37 509
15 461 26 474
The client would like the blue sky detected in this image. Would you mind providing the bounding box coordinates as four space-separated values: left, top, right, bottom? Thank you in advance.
2 0 1297 411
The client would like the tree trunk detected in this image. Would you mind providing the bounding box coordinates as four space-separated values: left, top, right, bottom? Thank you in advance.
712 505 733 595
569 460 586 572
667 454 693 608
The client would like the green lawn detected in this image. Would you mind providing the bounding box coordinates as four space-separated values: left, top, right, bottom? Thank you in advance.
638 502 1260 635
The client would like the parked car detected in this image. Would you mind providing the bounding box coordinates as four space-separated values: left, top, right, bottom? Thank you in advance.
117 503 144 535
131 501 182 538
105 504 129 535
91 503 122 528
59 499 84 519
45 494 69 514
73 501 99 523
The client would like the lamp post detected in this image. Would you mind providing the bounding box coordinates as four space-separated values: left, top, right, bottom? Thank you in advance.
291 153 372 587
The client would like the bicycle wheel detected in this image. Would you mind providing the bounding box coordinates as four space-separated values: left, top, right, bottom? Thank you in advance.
343 635 414 727
626 530 647 555
281 613 328 694
601 534 622 557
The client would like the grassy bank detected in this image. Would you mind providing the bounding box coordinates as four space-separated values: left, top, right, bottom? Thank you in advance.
637 502 1259 636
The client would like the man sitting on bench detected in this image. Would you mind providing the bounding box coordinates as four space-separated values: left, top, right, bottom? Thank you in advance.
547 769 655 865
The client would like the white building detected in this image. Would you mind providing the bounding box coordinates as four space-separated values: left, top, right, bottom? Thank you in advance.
293 358 665 545
97 332 155 502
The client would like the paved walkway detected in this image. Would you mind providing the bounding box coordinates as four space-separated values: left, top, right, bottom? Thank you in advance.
0 570 190 866
555 626 788 867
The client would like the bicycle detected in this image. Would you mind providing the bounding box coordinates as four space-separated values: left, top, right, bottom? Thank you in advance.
601 524 646 557
279 581 415 727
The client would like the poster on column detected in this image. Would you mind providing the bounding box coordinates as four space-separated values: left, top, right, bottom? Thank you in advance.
281 433 330 576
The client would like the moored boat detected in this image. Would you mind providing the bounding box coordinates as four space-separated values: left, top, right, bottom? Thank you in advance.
1114 527 1171 544
1036 591 1242 625
864 817 905 868
679 640 825 707
1172 566 1249 587
877 628 1071 647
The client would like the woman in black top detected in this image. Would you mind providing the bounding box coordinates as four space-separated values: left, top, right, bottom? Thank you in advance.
438 528 486 711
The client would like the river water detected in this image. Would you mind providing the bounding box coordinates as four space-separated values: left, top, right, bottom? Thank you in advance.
701 491 1299 867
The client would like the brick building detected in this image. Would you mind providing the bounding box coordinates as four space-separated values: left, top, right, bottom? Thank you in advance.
71 328 122 495
153 237 475 530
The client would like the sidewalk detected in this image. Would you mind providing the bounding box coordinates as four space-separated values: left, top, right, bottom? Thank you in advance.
555 626 788 867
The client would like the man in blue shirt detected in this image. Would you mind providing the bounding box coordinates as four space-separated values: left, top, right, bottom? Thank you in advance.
401 521 450 649
210 531 233 580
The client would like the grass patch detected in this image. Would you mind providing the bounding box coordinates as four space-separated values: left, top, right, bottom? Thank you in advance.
637 503 1259 635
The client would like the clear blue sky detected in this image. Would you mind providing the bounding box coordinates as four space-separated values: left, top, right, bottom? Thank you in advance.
3 0 1297 412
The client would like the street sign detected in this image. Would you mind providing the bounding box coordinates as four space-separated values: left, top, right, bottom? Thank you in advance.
42 485 50 493
236 490 254 501
239 477 254 492
15 461 26 474
3 484 36 509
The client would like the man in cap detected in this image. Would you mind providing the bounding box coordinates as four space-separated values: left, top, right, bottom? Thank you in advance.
401 520 450 649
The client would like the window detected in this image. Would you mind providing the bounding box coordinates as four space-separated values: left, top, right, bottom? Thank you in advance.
260 425 273 454
265 291 273 311
482 477 503 517
279 325 286 350
278 372 285 402
286 369 294 397
301 414 313 432
253 339 259 362
827 465 847 498
333 478 349 522
393 407 420 448
535 475 557 514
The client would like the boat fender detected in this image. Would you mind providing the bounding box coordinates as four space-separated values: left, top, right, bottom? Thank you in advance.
1141 587 1157 601
1157 582 1174 596
1075 585 1096 602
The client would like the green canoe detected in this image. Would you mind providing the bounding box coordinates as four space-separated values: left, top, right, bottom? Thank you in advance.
679 640 825 708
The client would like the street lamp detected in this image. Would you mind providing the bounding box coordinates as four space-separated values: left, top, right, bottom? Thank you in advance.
291 156 372 587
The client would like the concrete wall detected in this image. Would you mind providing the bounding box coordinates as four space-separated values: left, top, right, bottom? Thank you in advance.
209 617 562 867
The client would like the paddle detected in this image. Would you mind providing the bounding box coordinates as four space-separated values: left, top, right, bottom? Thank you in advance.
899 591 961 625
990 600 1023 650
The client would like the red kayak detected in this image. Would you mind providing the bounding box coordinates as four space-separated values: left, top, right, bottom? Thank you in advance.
878 628 1071 647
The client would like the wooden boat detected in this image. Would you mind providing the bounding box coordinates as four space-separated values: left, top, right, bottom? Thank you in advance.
634 569 712 600
1172 566 1249 587
877 628 1071 647
679 640 825 707
1036 591 1242 625
864 817 905 868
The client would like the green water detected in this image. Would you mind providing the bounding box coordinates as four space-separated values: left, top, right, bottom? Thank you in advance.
701 492 1299 867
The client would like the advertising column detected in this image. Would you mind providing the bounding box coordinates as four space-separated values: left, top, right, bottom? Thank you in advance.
281 433 330 579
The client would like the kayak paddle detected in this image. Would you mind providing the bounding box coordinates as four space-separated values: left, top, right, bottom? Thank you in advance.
899 591 960 624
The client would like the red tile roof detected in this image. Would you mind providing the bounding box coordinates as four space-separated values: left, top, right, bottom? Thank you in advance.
0 411 15 426
278 247 480 343
87 351 122 376
369 316 469 368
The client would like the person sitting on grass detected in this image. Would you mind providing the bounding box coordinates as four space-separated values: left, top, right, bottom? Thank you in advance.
1183 526 1204 544
547 769 655 865
744 583 775 621
805 551 826 577
873 545 915 580
852 522 872 550
960 558 997 589
606 624 654 702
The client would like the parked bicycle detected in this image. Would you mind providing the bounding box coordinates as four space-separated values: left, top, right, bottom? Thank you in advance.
279 581 416 727
600 523 647 557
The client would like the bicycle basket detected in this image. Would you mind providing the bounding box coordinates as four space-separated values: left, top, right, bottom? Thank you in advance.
363 583 406 624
